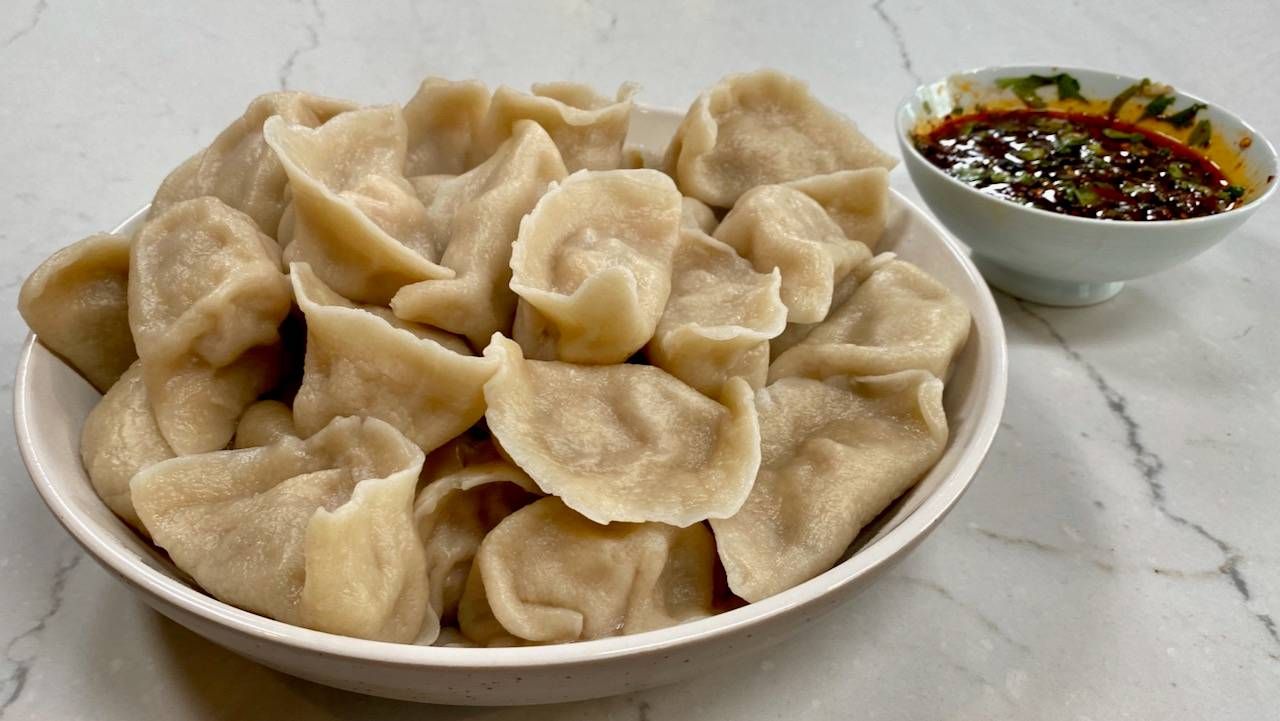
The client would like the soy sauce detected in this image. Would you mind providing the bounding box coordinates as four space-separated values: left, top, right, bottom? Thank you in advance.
915 109 1244 221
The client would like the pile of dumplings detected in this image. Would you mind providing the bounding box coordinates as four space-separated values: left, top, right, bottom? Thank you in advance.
18 69 971 647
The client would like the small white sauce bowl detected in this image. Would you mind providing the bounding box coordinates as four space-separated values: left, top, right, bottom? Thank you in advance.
896 65 1278 306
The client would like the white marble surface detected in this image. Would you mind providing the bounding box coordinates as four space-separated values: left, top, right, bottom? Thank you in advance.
2 1 1277 718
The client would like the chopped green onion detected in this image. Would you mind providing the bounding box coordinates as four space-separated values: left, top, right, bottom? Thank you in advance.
996 73 1084 108
1102 128 1147 142
1187 119 1212 148
1142 95 1177 119
1108 78 1150 117
1164 103 1207 128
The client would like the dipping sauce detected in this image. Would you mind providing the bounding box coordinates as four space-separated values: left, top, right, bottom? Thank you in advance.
915 109 1245 221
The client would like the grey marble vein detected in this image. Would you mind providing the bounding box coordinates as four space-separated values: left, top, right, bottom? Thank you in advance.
0 548 81 718
1013 300 1280 652
870 0 921 85
1 0 46 49
278 0 325 91
894 575 1031 653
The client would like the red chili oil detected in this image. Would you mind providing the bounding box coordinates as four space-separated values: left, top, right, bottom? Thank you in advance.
914 110 1245 221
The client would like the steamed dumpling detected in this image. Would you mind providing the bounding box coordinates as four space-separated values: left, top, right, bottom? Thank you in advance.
714 184 872 323
482 334 760 526
129 197 291 455
769 256 971 381
131 416 429 642
482 82 636 171
232 400 297 449
18 233 134 391
80 361 174 532
290 263 498 454
710 371 948 602
390 120 568 347
647 227 786 398
680 196 719 234
510 169 681 364
152 92 355 236
263 105 454 304
784 168 890 251
664 69 896 207
458 497 716 645
414 438 540 643
403 77 490 175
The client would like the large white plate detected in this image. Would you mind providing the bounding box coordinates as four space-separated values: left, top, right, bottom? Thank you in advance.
13 105 1007 705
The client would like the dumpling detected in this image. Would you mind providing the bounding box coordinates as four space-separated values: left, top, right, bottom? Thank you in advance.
18 233 134 392
128 197 291 455
414 439 539 643
710 371 948 602
714 184 871 323
482 334 760 526
79 361 174 532
510 169 682 364
769 257 971 381
680 196 719 234
481 82 636 172
263 105 453 304
458 497 716 644
784 168 890 251
647 228 786 398
403 77 490 175
664 69 896 207
769 265 864 360
390 120 568 347
131 416 428 642
290 263 498 454
151 91 355 236
232 400 297 449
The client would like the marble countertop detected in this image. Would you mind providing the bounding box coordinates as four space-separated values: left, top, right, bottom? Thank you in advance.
2 1 1276 718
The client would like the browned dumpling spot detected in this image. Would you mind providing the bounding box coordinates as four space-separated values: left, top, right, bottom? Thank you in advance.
131 416 428 643
664 69 896 207
711 371 948 602
458 497 716 645
19 232 134 392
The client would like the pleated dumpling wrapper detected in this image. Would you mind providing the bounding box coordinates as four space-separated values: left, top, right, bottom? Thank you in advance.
232 400 298 449
714 183 872 324
128 197 291 455
783 168 890 251
647 226 787 398
711 371 948 602
664 69 897 207
481 82 636 172
290 262 497 454
403 77 491 176
80 361 174 533
131 416 429 643
481 334 760 526
151 91 356 236
510 168 682 364
390 120 568 347
457 497 716 645
19 232 135 392
263 105 454 304
413 435 540 644
769 255 971 382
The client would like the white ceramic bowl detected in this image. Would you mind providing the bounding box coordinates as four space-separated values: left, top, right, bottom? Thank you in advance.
897 65 1278 306
14 106 1007 706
